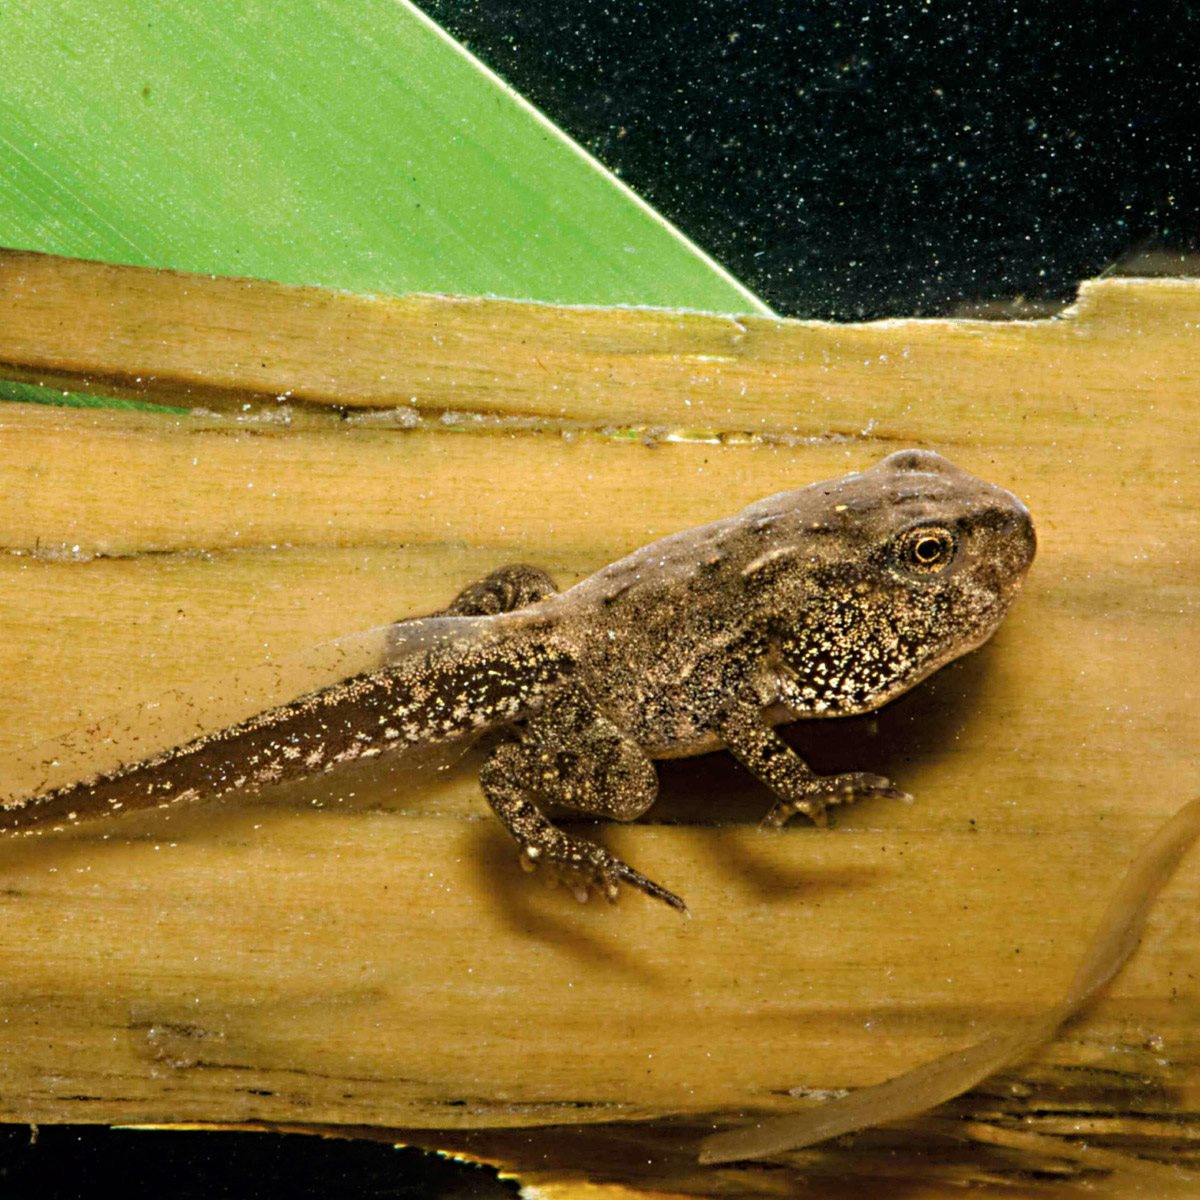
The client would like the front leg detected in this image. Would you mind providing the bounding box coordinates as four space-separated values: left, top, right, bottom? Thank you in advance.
713 686 909 828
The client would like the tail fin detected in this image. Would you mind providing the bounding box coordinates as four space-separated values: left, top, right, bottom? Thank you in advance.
2 611 570 836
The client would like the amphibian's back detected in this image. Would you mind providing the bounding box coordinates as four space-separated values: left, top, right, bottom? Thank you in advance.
540 449 1034 746
2 450 1033 913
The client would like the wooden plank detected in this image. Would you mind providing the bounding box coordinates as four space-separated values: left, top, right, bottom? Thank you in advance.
0 260 1197 1195
0 248 1196 447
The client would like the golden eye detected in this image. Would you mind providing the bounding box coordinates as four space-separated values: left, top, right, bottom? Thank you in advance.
901 527 955 573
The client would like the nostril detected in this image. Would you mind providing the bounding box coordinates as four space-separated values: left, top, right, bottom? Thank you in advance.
1007 504 1037 566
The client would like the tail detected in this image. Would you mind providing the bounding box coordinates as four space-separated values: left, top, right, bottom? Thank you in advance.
1 612 571 837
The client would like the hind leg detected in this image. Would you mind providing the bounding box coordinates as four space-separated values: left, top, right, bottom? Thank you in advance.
388 565 558 661
479 691 684 912
440 564 558 617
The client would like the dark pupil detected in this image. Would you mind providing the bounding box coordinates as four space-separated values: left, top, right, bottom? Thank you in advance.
914 536 942 563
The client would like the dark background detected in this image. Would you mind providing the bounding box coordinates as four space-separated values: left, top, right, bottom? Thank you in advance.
426 0 1198 319
4 2 1196 1196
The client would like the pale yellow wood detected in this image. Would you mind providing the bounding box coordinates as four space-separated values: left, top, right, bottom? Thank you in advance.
0 248 1196 449
0 258 1197 1196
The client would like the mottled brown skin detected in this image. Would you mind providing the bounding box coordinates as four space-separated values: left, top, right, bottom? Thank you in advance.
2 451 1035 912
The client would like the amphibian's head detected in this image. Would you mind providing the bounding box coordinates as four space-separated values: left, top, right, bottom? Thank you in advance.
753 449 1037 715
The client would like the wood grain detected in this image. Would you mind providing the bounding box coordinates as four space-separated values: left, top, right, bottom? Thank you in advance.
0 252 1197 1196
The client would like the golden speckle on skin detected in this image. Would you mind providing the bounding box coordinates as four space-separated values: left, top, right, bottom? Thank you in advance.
3 452 1033 920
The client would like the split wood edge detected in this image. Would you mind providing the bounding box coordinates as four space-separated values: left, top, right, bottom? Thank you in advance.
699 795 1200 1164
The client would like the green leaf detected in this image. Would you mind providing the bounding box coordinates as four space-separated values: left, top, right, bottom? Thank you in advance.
0 379 182 413
0 0 769 322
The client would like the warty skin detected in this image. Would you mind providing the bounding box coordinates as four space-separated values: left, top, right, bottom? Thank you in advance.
2 450 1036 912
